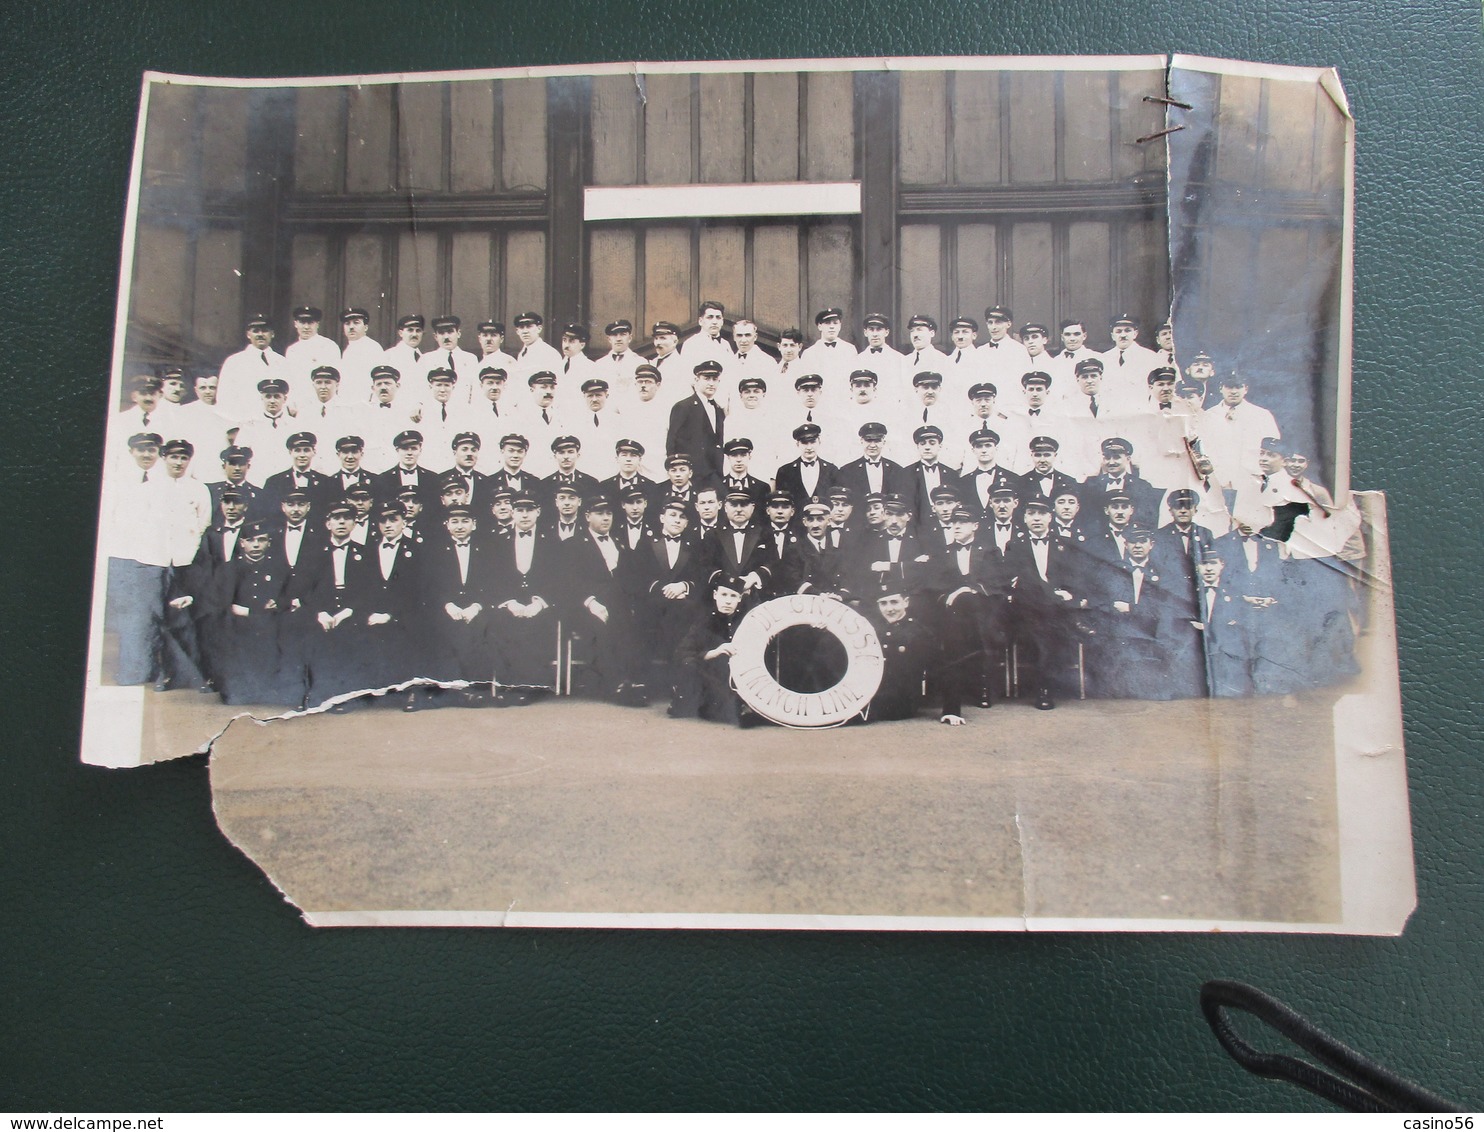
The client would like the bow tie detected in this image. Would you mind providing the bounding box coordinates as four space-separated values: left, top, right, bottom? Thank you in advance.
664 536 681 544
1031 538 1048 546
518 532 533 539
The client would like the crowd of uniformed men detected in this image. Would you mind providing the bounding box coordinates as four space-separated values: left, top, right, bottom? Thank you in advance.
104 299 1366 723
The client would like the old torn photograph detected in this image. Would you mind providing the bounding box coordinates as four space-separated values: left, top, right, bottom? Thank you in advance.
81 54 1414 933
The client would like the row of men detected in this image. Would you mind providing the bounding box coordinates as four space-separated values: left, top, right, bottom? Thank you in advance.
124 302 1285 488
106 429 1361 721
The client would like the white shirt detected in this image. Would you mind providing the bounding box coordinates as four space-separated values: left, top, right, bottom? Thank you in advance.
218 346 291 422
338 336 386 405
141 474 213 567
283 335 341 407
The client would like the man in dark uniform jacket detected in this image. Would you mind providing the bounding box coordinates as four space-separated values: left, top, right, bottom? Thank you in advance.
371 430 438 509
752 491 809 596
837 421 911 503
794 499 844 596
958 427 1026 517
1155 487 1218 588
1002 496 1089 709
717 438 772 508
601 438 660 507
669 575 749 725
667 358 728 478
901 425 959 528
919 484 964 549
1078 436 1164 525
1085 525 1193 700
486 433 541 501
208 446 269 522
487 493 563 699
299 502 374 709
350 500 428 703
704 490 774 602
542 435 602 509
930 506 1014 721
327 436 376 501
556 493 635 700
211 521 302 706
774 422 840 510
444 432 492 511
1189 547 1253 697
842 494 933 604
420 503 498 693
866 583 932 722
263 432 334 514
1020 436 1080 507
615 486 656 552
620 499 708 694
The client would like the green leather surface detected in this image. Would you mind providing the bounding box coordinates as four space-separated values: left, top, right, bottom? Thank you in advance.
3 0 1480 1111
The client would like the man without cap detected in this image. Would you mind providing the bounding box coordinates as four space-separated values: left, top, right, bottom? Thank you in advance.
725 319 778 405
337 307 384 406
284 305 341 406
774 328 807 386
169 372 233 466
800 307 856 389
1199 373 1281 490
218 314 290 422
667 359 727 478
773 422 840 511
1045 318 1099 390
680 300 735 371
837 421 910 503
233 378 296 483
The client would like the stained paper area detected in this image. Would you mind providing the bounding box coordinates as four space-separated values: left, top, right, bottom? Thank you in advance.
82 56 1414 933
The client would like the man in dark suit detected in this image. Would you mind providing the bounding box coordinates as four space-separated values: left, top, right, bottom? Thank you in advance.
795 499 844 596
207 446 269 522
326 435 376 502
486 432 541 501
443 431 492 511
263 431 334 514
1085 525 1192 699
1019 436 1080 507
371 430 438 509
1190 546 1252 697
601 438 660 507
1002 496 1089 709
1078 436 1164 525
1155 487 1218 588
419 503 498 695
901 425 959 527
837 421 911 503
866 583 932 722
350 500 428 704
487 493 563 700
620 499 708 696
556 493 635 700
299 502 375 709
666 358 727 478
717 438 771 508
541 435 602 509
842 494 934 604
957 427 1026 517
931 506 1015 721
704 490 773 601
773 422 840 510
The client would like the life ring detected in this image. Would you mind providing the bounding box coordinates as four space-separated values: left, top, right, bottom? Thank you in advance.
728 595 884 728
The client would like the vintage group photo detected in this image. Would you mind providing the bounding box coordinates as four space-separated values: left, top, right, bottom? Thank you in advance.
84 57 1411 933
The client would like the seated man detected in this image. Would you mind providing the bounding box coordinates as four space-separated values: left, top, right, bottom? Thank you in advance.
866 583 932 722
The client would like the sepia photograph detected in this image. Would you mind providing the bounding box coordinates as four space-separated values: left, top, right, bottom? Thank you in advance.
81 55 1412 933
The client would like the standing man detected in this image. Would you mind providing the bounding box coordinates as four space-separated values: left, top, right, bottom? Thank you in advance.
234 378 296 483
597 319 641 404
507 311 564 391
417 316 479 405
1100 313 1161 402
902 316 951 394
1047 318 1099 390
218 313 289 422
380 314 426 381
263 431 333 513
648 320 688 390
977 305 1032 387
856 313 904 402
667 359 727 478
774 422 840 510
1200 373 1281 490
284 305 341 407
337 307 384 405
800 307 856 391
171 372 231 463
838 422 910 502
681 299 735 371
725 318 777 406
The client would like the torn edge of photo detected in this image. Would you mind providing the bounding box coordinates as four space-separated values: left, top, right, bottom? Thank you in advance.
80 54 1415 935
